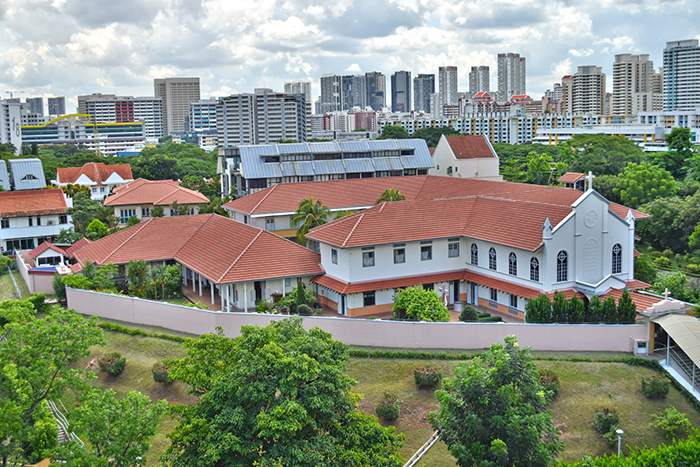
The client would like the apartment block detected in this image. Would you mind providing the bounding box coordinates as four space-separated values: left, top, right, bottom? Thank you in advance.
612 54 661 115
469 66 490 94
563 66 606 115
319 74 342 114
498 53 526 100
413 74 435 114
154 77 201 135
663 39 700 111
365 71 386 111
391 70 411 112
80 95 164 139
439 66 458 108
48 97 66 116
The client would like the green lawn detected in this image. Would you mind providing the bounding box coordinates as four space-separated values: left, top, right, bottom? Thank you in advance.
78 320 700 466
0 269 31 300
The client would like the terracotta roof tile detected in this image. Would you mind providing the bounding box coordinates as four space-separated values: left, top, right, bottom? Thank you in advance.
57 163 133 186
29 241 68 259
444 135 496 159
545 288 587 300
104 179 209 207
0 189 67 218
462 270 544 298
73 214 322 284
626 279 651 290
65 237 92 258
558 172 585 183
599 289 660 311
313 270 465 294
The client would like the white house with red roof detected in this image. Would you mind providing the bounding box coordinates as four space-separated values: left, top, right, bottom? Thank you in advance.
0 189 72 253
429 135 502 181
54 162 134 200
305 175 650 318
72 214 323 311
558 172 587 191
104 178 210 225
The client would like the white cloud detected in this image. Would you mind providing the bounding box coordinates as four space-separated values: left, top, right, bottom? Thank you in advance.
346 63 361 72
569 48 594 57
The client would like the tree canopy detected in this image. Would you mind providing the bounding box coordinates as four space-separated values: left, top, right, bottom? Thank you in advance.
614 162 677 208
563 134 644 176
375 188 406 204
430 336 563 467
410 126 461 147
293 196 330 246
378 125 409 140
163 318 404 467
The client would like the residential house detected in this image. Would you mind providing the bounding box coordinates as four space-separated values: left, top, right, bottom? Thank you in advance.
72 214 323 311
103 179 210 225
429 134 502 180
0 189 71 252
8 158 46 190
54 162 134 200
559 172 587 191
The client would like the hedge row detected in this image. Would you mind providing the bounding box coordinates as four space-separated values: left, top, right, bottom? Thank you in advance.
96 321 187 343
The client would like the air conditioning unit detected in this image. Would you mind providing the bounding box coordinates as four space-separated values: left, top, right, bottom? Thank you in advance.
47 221 54 226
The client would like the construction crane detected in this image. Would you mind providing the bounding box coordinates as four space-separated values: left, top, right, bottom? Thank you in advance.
90 114 102 157
5 90 24 100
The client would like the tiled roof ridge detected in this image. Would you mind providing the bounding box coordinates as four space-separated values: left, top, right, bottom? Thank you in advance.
154 186 183 206
171 214 215 260
308 207 367 235
341 212 365 248
475 194 574 209
100 218 154 264
217 229 264 283
250 183 278 214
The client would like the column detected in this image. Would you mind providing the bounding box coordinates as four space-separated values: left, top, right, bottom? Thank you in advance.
198 275 202 296
282 279 286 297
192 272 196 292
243 282 248 313
211 281 215 307
182 266 187 286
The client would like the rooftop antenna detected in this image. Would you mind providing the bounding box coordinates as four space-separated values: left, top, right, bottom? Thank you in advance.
6 90 24 100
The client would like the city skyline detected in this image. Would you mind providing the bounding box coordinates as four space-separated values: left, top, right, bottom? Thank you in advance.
0 0 697 111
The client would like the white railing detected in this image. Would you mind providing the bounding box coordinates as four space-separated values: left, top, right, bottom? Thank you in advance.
48 400 84 449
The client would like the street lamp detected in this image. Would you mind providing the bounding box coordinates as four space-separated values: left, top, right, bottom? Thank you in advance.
616 429 624 458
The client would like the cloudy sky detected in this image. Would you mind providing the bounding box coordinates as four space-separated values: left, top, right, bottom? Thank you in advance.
0 0 697 112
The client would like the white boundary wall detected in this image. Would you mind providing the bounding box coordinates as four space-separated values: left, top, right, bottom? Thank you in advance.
66 288 648 351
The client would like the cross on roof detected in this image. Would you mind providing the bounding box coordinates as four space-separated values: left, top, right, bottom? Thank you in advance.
585 171 596 191
663 288 670 300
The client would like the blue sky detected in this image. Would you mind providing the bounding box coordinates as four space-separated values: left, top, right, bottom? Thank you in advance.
0 0 697 112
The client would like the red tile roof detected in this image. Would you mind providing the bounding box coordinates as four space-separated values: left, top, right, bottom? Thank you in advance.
444 135 496 159
65 237 92 258
313 270 465 295
104 179 209 207
72 214 322 284
29 241 68 259
599 289 661 312
307 197 572 252
56 163 133 186
626 279 651 290
558 172 585 183
462 270 544 299
0 189 67 218
545 288 588 301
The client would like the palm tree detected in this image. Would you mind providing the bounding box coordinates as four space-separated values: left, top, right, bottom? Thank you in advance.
375 188 406 204
292 196 330 246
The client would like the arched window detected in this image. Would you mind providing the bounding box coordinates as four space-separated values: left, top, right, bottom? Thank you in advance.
612 244 622 274
489 248 497 270
471 243 478 265
509 252 517 275
557 251 568 282
530 257 539 282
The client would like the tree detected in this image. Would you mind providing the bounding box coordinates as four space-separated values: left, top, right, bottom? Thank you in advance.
653 271 690 302
634 257 657 285
66 192 100 235
618 290 637 324
652 128 697 178
551 291 568 323
56 228 83 244
151 206 164 217
56 389 167 467
592 174 621 203
163 318 404 467
637 196 689 253
170 200 190 216
292 196 330 246
586 295 603 323
378 125 409 140
0 304 106 465
392 286 450 322
85 219 108 241
525 151 568 185
430 336 563 467
568 295 585 323
411 127 461 147
525 293 552 323
125 260 149 297
602 295 618 324
125 215 141 228
375 188 406 204
563 134 644 176
614 162 677 208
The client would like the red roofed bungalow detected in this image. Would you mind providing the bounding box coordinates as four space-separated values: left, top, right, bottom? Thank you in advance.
430 135 502 180
104 179 210 226
0 189 71 252
55 162 133 200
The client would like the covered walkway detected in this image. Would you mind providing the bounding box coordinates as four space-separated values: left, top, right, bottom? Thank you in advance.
653 313 700 400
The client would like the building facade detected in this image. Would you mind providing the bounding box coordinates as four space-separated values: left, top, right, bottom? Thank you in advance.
391 70 412 113
439 66 459 108
498 53 526 100
48 97 66 116
365 71 387 111
319 74 342 114
188 99 218 133
663 39 700 111
341 75 367 110
413 74 435 114
564 66 606 115
81 95 164 139
154 77 201 135
612 54 661 115
0 99 22 154
469 66 490 94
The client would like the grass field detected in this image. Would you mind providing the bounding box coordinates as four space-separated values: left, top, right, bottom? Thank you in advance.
0 269 31 301
76 321 700 466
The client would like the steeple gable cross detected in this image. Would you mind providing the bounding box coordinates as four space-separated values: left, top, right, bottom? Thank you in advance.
585 171 596 191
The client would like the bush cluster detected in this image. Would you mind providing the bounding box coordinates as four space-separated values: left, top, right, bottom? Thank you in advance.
641 374 670 398
152 361 170 383
458 305 478 322
98 352 126 376
650 406 691 439
593 408 620 446
375 391 400 420
26 293 47 313
526 290 637 324
414 367 442 388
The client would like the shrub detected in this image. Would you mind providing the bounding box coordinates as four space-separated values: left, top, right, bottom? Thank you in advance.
662 249 674 259
654 256 673 268
375 391 400 420
593 408 620 446
642 374 670 398
686 263 700 275
538 368 560 399
459 305 478 322
256 299 272 313
26 292 47 313
392 286 450 322
152 361 170 383
650 406 691 438
478 316 503 322
296 304 313 315
477 312 491 318
414 367 442 388
98 352 126 376
649 251 662 260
